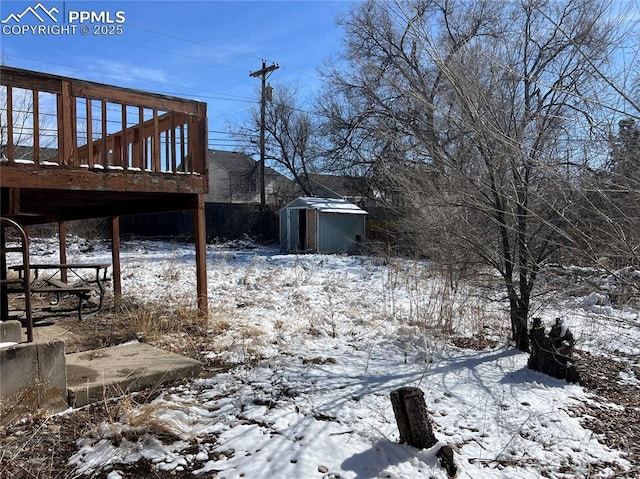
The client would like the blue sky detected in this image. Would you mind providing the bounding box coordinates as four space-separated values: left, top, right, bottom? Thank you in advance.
1 0 353 149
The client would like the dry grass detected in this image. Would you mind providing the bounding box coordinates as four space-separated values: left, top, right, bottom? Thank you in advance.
120 298 208 340
0 389 203 479
116 297 234 364
85 394 205 444
382 259 503 342
0 383 57 427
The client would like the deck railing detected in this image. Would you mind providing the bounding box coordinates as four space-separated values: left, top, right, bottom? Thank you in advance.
0 66 207 180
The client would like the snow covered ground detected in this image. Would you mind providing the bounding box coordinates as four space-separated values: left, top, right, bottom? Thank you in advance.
19 238 640 477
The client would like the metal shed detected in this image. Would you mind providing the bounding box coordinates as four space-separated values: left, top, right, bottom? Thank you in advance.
280 197 367 254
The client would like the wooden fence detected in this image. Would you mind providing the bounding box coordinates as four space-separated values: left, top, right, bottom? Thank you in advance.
119 203 279 242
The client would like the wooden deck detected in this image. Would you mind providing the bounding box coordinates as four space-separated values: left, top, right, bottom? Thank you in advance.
1 66 208 223
1 66 209 319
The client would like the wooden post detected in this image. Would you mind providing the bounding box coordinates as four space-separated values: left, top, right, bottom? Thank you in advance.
21 225 33 343
58 222 67 283
8 188 20 215
179 125 185 171
390 387 438 449
121 104 128 170
390 387 457 477
152 109 160 173
59 80 75 167
170 112 177 174
6 85 14 163
1 224 8 321
86 98 94 168
33 89 40 165
197 103 208 176
111 216 122 308
136 106 144 170
193 194 208 318
101 100 108 166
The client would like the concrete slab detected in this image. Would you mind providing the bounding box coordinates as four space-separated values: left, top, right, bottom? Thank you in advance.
66 342 202 407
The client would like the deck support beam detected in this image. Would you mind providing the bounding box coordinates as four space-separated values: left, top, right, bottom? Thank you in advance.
111 216 122 308
58 222 67 283
193 194 208 318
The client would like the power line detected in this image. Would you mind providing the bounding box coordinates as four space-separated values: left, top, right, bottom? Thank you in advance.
127 24 267 63
145 90 255 104
1 54 256 106
158 89 253 102
111 38 249 72
209 129 255 136
209 136 249 143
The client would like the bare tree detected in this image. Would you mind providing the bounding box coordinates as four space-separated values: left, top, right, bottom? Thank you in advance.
570 118 640 270
234 83 319 196
322 0 629 351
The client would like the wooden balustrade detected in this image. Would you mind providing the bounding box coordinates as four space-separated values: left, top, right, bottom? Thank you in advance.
0 66 207 190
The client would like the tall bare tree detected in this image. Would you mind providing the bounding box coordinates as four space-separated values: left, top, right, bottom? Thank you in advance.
235 83 319 196
569 118 640 272
561 4 640 281
321 0 629 351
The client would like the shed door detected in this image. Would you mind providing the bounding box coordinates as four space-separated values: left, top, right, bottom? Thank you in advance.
306 209 317 251
297 209 306 251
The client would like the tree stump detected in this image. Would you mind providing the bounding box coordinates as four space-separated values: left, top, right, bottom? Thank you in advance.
390 387 437 449
528 317 579 383
390 387 458 477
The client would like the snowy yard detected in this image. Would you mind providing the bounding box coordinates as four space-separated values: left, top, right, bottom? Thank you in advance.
6 238 640 478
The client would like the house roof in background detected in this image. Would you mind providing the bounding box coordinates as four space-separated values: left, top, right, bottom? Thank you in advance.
208 149 285 178
208 149 256 173
284 197 368 215
308 174 368 198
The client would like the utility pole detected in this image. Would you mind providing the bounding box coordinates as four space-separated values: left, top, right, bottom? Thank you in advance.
250 60 279 208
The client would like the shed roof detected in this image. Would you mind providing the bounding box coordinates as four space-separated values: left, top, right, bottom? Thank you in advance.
283 197 368 215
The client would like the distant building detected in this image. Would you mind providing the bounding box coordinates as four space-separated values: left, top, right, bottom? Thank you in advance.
305 174 370 206
206 149 288 204
205 149 377 210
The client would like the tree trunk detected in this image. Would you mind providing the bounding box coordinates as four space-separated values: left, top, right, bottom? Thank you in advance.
390 387 459 477
510 303 529 352
390 387 437 449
